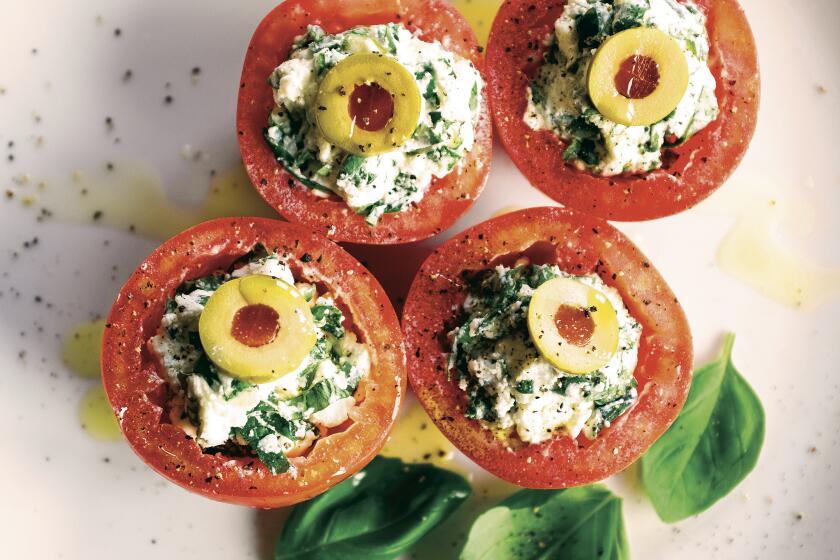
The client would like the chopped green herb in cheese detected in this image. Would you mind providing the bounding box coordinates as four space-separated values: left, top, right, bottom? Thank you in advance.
150 245 369 474
524 0 718 175
449 264 642 442
265 23 483 225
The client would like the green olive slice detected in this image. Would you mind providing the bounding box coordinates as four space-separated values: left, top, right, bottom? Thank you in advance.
588 27 689 127
198 275 316 383
527 277 620 374
315 53 422 156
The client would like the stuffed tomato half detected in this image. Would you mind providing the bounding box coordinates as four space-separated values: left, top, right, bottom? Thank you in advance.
237 0 492 244
487 0 759 220
102 218 405 507
402 207 692 487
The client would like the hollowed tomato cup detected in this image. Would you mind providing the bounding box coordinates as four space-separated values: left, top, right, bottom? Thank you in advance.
402 207 693 487
102 218 406 507
486 0 759 221
237 0 493 244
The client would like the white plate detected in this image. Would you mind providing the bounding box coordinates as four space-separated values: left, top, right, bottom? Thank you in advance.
1 0 838 558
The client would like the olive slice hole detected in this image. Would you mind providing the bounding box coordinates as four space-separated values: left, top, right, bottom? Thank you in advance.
349 82 395 132
231 304 281 348
554 304 596 346
614 55 660 100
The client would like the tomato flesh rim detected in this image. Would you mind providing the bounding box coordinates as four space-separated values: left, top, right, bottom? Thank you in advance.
102 217 406 507
402 207 693 488
486 0 759 221
236 0 493 245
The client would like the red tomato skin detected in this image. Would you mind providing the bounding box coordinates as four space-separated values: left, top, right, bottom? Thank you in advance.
402 207 693 488
236 0 492 245
486 0 759 221
102 218 406 507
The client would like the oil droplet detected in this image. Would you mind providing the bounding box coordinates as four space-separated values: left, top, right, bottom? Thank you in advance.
380 400 462 472
452 0 503 46
61 319 106 378
379 401 519 498
79 386 122 441
716 197 840 308
14 162 276 241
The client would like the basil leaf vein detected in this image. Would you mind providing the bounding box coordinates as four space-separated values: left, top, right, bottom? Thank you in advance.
460 485 628 560
276 457 471 560
641 332 765 522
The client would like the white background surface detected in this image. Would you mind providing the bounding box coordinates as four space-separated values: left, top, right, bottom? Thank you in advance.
1 0 838 558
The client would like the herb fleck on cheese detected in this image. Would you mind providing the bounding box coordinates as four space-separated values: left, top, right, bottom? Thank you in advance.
149 245 370 474
449 264 642 442
266 23 483 225
524 0 718 175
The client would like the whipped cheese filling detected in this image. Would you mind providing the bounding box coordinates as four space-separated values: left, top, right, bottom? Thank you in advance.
449 264 642 443
150 246 370 474
266 23 483 225
524 0 718 175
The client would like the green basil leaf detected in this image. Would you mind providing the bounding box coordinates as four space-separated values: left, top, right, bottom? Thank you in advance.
311 304 345 338
641 333 765 522
576 8 609 50
276 456 471 560
514 380 533 394
291 378 351 413
341 154 366 175
232 400 297 475
611 4 646 33
460 485 628 560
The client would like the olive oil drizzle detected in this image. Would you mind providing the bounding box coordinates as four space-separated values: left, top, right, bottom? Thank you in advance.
62 319 122 441
451 0 504 46
716 192 840 308
8 162 275 241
